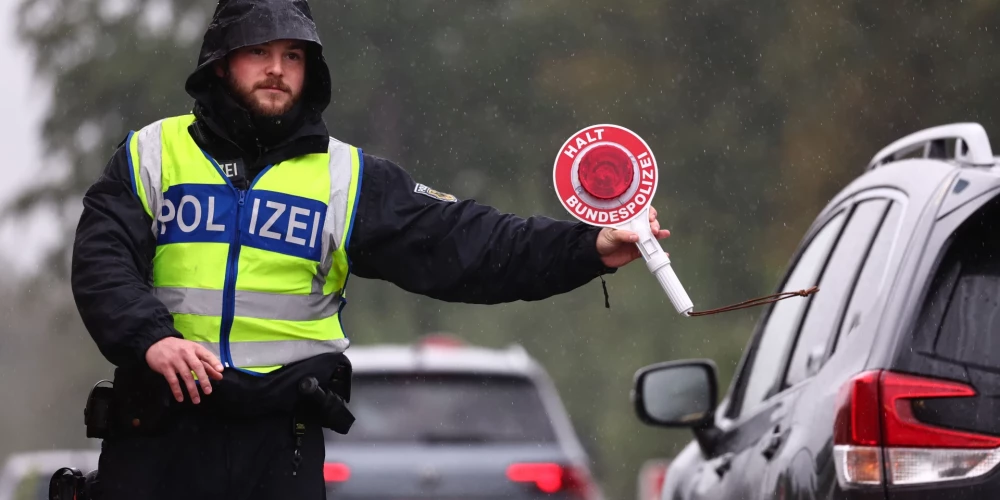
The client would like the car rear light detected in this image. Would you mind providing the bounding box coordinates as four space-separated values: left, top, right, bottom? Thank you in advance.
508 463 564 493
886 447 1000 485
415 333 466 348
323 462 350 482
833 370 1000 488
506 462 599 498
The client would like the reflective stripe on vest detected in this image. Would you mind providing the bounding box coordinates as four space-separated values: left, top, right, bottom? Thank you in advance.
127 114 362 374
193 339 350 369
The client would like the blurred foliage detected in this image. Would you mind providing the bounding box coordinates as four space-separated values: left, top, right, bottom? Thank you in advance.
6 0 1000 498
13 470 41 500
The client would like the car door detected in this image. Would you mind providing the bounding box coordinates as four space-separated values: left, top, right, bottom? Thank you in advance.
756 196 898 498
682 208 850 500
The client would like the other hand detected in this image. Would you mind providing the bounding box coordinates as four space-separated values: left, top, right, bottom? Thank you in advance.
596 206 670 268
145 337 225 404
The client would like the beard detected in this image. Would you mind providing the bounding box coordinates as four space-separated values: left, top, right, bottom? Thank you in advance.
225 71 301 117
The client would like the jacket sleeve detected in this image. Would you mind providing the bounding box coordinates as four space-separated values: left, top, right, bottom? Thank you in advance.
346 154 615 304
71 141 181 369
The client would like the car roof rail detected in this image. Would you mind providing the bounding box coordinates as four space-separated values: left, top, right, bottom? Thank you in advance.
866 122 995 170
504 343 533 363
505 343 528 356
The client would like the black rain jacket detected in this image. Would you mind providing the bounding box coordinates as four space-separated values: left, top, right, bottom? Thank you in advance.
70 0 612 404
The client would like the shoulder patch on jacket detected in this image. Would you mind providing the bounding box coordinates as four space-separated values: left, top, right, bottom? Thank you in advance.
414 183 457 202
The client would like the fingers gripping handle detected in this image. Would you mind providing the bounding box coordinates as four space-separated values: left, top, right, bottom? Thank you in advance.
623 210 694 316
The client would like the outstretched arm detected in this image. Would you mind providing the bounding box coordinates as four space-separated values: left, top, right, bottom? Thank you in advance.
346 154 668 304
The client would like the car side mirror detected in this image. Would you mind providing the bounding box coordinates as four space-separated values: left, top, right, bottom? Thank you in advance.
632 359 719 428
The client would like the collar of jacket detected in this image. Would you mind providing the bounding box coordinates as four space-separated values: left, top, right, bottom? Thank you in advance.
189 95 330 169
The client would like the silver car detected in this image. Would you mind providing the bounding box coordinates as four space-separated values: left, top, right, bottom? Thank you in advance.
323 336 605 500
0 450 99 500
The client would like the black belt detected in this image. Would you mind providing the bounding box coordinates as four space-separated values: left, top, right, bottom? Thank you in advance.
85 353 355 439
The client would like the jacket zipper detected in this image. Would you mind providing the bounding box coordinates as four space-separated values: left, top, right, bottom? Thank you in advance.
217 165 273 369
219 188 245 368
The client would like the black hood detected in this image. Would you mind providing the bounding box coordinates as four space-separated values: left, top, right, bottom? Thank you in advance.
185 0 332 152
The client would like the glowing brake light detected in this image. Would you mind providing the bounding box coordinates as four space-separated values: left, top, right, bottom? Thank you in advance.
323 462 350 482
506 462 598 499
507 463 564 493
833 370 1000 487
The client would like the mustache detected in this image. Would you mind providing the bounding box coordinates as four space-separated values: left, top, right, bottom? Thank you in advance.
254 78 291 93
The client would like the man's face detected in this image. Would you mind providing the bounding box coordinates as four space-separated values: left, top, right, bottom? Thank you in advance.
219 39 307 117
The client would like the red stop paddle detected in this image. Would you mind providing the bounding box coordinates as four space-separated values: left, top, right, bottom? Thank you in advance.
553 124 694 316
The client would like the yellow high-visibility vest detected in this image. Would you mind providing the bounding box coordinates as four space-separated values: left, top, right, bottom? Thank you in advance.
126 114 362 374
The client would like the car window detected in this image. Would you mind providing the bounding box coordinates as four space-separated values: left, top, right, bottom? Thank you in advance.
832 201 903 349
736 211 847 417
327 373 558 444
917 206 1000 368
783 199 890 387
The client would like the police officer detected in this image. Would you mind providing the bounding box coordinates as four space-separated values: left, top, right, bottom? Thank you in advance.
70 1 670 499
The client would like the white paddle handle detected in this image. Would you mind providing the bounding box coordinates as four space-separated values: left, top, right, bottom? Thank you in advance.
622 210 694 316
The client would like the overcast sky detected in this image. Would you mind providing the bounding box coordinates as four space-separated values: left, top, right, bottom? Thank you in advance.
0 0 57 278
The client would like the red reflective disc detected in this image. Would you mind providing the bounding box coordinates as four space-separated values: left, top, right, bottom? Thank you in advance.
553 124 657 227
577 145 634 199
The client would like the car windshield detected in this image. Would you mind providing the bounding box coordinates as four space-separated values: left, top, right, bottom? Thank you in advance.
327 374 558 444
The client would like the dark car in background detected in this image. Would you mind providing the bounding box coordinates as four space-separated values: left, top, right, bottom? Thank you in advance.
324 335 604 500
632 123 1000 499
